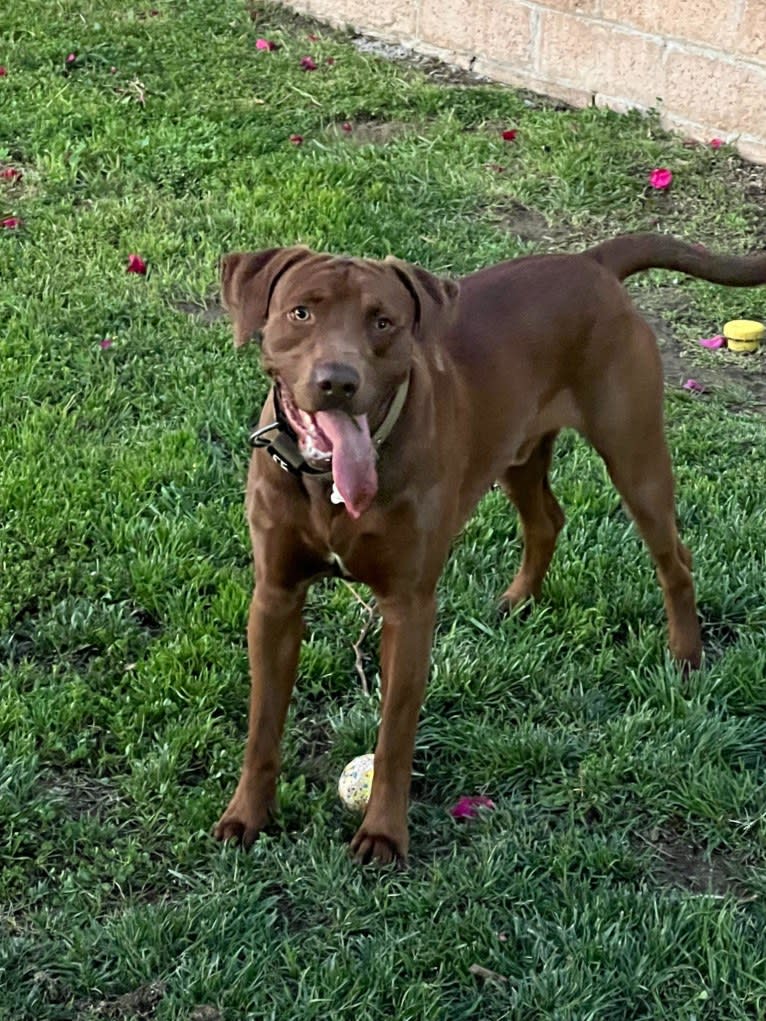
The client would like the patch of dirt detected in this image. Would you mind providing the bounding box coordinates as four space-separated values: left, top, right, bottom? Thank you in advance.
190 1009 223 1021
326 119 413 144
173 298 225 325
636 823 753 899
488 198 580 248
39 772 119 822
77 980 166 1020
728 157 766 248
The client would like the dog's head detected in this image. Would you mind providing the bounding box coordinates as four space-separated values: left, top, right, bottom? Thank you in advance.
220 246 458 516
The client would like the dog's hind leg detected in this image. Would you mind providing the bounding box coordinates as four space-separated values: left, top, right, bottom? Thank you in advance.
584 333 701 668
498 431 564 611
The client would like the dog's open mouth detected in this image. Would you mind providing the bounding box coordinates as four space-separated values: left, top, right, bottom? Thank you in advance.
277 382 378 518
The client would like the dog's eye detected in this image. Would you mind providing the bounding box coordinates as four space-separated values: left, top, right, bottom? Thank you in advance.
375 316 392 331
290 306 311 322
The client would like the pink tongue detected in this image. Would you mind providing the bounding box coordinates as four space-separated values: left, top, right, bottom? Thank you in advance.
314 410 377 517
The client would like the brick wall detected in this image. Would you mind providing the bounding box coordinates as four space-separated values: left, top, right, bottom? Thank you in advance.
286 0 766 164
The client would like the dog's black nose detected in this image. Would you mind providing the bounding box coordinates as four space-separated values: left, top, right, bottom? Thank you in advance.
311 361 360 405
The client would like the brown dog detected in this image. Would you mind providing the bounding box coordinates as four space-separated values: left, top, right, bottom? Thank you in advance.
215 234 766 864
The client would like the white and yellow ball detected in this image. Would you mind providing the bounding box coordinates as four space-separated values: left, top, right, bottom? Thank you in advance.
338 753 374 812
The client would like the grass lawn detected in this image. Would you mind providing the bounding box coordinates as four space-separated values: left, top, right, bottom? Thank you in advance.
2 2 766 1018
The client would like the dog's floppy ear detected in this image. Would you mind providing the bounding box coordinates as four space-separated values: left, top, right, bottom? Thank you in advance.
385 257 459 337
220 246 311 348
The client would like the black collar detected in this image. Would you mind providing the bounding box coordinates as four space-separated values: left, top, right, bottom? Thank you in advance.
249 377 410 479
249 386 333 478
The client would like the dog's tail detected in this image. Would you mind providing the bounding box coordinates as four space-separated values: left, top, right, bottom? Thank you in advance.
584 233 766 286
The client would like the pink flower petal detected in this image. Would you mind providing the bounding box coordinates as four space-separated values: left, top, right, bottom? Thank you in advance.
449 795 496 820
255 38 277 51
300 56 317 71
501 129 517 142
1 166 22 182
289 134 304 146
2 216 21 229
0 67 7 77
66 52 77 64
126 253 147 274
99 338 114 350
341 121 352 133
683 378 705 393
648 168 673 190
698 334 725 349
709 137 724 149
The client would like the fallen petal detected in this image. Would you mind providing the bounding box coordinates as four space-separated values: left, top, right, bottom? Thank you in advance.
300 56 318 71
341 121 352 133
648 167 673 190
698 334 725 349
449 795 496 820
683 378 706 393
501 129 517 142
99 338 114 350
255 38 277 51
66 52 77 64
289 133 303 145
709 137 724 149
0 67 7 77
2 216 22 229
1 166 22 182
126 253 147 274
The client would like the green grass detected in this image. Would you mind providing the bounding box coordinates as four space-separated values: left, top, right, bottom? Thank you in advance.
2 2 766 1018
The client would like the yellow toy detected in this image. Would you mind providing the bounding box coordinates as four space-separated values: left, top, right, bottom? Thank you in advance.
723 319 764 353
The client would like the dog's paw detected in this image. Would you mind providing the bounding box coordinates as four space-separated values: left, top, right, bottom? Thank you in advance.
349 824 409 866
213 815 258 848
213 792 270 849
496 589 534 620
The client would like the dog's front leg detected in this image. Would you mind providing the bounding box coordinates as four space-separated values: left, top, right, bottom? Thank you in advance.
350 591 437 865
215 579 306 848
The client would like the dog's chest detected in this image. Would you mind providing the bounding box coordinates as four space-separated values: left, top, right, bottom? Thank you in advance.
309 502 402 589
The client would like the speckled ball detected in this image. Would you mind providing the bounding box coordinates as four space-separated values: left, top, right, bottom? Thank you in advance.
338 753 374 812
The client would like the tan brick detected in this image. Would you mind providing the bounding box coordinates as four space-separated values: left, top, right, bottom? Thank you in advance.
418 0 533 65
344 0 418 36
535 0 602 13
736 0 766 64
418 0 480 52
474 0 535 66
665 47 766 137
288 0 345 24
537 10 667 105
599 0 737 50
